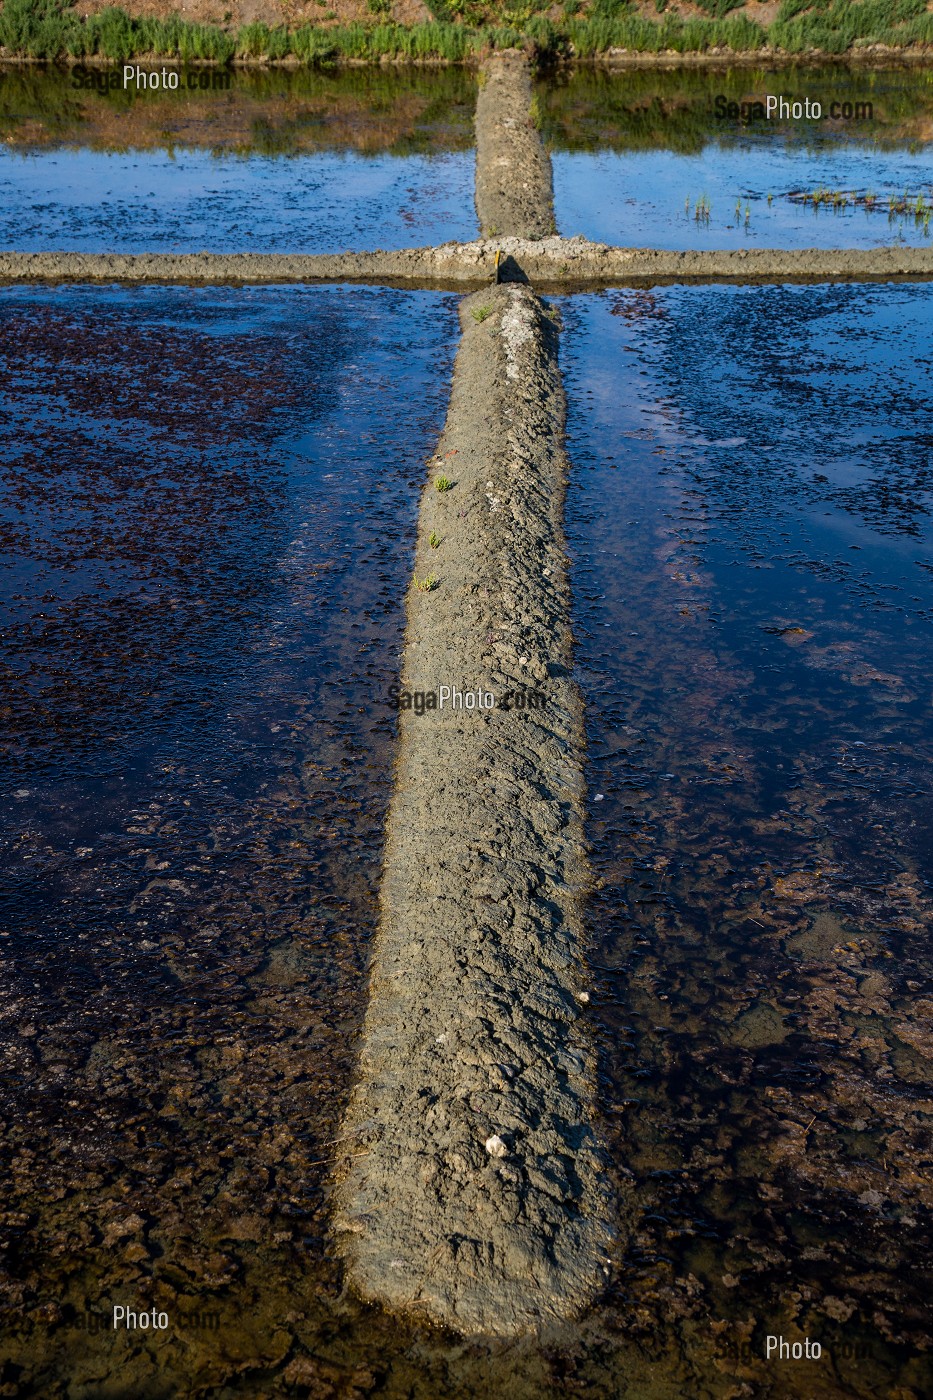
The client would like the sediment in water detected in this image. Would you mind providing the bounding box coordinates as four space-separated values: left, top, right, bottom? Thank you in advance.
474 52 555 241
332 282 617 1337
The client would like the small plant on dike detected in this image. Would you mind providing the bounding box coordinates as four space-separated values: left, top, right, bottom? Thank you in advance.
429 531 441 549
413 574 438 593
471 305 493 323
435 475 453 492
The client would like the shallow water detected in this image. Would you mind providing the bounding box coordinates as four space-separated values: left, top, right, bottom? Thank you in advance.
542 67 933 250
562 283 933 1396
2 276 931 1397
0 66 477 252
0 283 461 1396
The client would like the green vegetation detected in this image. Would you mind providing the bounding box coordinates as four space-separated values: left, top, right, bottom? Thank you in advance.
470 305 493 322
413 573 438 592
770 0 933 54
789 185 933 232
429 531 442 548
0 0 931 63
434 475 454 492
562 12 766 56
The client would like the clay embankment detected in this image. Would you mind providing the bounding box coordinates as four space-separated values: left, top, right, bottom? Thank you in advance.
474 51 555 241
333 283 616 1336
334 54 617 1336
3 243 933 288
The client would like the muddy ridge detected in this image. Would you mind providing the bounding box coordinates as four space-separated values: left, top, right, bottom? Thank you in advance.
474 53 555 242
332 284 618 1337
3 242 933 289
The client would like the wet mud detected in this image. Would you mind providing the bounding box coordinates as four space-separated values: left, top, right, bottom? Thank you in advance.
1 51 931 1400
474 52 554 242
3 242 933 291
335 285 617 1338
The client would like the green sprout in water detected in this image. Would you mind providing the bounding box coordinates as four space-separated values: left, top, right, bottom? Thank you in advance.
435 475 453 492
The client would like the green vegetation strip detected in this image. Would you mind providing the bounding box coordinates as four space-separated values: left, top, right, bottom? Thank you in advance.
2 0 933 63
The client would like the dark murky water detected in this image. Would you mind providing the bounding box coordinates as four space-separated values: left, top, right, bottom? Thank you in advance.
0 67 477 252
541 67 933 249
0 284 461 1397
563 283 933 1397
2 273 931 1396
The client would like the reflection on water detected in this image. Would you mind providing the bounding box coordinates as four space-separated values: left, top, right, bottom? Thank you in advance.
541 67 933 250
0 66 477 253
0 64 476 156
563 283 933 1397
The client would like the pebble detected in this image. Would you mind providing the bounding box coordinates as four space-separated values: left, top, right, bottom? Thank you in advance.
485 1134 508 1158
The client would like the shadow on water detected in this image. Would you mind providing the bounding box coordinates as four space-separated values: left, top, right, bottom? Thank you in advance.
540 67 933 250
0 67 477 254
563 283 933 1398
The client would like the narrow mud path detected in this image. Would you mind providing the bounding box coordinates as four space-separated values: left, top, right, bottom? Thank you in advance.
3 243 932 288
333 284 616 1336
474 52 555 241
